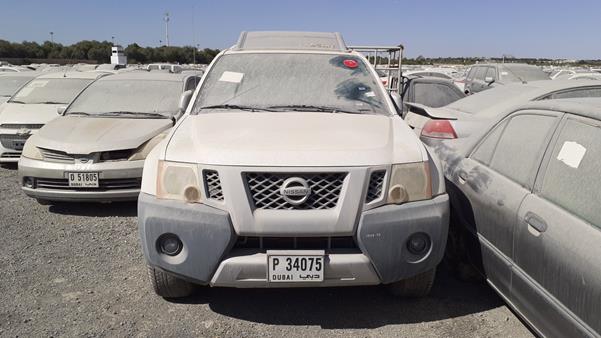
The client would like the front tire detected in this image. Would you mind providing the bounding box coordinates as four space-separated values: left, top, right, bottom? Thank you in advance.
148 266 194 298
388 268 436 297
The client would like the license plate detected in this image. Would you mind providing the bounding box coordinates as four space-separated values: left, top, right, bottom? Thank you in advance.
67 172 99 188
267 251 324 283
12 141 26 150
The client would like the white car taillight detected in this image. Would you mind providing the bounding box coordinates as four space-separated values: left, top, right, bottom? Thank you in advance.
386 162 432 204
421 120 457 139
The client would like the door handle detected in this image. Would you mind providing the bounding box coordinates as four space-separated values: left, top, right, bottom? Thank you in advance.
525 212 548 234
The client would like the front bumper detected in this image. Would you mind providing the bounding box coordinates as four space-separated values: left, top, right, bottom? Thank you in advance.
138 192 449 287
18 156 144 202
0 141 23 163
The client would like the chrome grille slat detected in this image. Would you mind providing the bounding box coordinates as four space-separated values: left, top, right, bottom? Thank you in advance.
246 172 346 210
39 148 77 163
33 177 141 190
366 170 386 203
203 170 224 201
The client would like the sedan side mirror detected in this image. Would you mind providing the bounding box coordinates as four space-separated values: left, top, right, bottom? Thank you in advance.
178 90 193 112
57 106 67 116
484 76 495 85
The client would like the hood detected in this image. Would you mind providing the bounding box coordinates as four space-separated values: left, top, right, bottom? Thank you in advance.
165 112 425 166
0 103 62 125
33 116 172 153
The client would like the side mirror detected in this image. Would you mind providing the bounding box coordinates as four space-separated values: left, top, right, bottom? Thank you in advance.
484 76 495 85
178 90 193 112
390 91 402 111
57 106 67 116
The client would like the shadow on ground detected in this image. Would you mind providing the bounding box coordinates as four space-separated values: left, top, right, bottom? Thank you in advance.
48 201 137 217
174 264 503 329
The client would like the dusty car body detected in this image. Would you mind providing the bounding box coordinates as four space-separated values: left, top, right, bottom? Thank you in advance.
432 98 601 338
138 31 449 298
18 71 201 203
405 80 601 144
464 63 549 95
0 72 105 163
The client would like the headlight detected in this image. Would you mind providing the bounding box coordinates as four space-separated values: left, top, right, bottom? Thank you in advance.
21 139 43 160
156 160 201 203
129 132 168 161
386 162 432 204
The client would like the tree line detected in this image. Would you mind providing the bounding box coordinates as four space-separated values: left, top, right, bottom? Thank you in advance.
0 40 221 64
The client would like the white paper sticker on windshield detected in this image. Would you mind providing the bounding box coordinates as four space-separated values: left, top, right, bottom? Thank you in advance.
28 80 48 88
501 71 508 76
557 141 586 169
364 91 376 97
219 71 244 83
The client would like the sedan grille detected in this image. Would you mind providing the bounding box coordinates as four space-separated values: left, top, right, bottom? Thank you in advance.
39 148 77 163
0 134 30 150
32 177 141 191
234 236 357 250
245 172 346 210
365 170 386 203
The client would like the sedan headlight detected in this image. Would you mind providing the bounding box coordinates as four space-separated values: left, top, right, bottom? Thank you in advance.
129 132 168 161
156 160 202 203
386 162 432 204
21 139 43 160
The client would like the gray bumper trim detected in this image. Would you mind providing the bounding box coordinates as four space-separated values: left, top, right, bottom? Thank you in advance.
357 194 449 284
138 193 234 284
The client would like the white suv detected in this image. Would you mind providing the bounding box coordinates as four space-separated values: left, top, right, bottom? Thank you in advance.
138 31 449 298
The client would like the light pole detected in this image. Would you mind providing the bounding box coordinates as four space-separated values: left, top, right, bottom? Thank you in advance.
50 31 54 43
164 12 170 47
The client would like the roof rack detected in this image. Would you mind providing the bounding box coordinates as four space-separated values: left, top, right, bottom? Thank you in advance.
235 31 347 52
349 45 404 94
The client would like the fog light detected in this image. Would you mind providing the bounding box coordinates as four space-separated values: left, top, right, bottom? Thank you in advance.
23 177 34 188
407 233 431 255
157 234 183 256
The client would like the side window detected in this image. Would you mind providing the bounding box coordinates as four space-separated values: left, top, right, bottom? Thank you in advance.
485 67 497 80
471 120 508 165
543 87 601 100
474 67 487 81
466 67 476 81
539 118 601 229
478 114 558 188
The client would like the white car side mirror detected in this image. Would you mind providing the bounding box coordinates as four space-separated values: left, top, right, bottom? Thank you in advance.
178 90 193 112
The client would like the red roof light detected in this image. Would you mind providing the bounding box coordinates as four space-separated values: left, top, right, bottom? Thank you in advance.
343 59 358 68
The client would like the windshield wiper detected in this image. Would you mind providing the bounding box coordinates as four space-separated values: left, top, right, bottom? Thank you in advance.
268 105 365 114
199 104 276 112
95 111 170 119
34 101 68 105
8 100 26 104
66 112 91 116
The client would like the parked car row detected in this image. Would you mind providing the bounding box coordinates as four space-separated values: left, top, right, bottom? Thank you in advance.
1 31 599 338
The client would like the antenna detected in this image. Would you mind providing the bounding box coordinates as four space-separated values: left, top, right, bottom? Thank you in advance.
163 12 170 47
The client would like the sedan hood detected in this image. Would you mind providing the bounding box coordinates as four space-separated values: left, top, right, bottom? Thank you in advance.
165 112 425 166
0 103 62 125
34 116 172 153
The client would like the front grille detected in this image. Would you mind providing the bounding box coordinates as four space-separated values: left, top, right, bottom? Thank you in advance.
246 172 346 210
234 236 357 250
31 177 141 190
0 134 30 150
39 148 77 163
203 170 224 201
365 170 386 203
0 151 21 158
0 124 44 129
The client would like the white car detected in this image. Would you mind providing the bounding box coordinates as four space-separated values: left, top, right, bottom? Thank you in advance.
138 31 449 298
0 72 106 163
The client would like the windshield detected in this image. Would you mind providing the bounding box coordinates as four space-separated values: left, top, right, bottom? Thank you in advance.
9 78 93 104
500 65 549 82
0 76 34 97
191 53 389 115
66 80 182 117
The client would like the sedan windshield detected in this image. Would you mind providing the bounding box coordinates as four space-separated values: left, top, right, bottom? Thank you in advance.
66 80 182 117
191 53 389 115
9 78 93 104
0 76 34 97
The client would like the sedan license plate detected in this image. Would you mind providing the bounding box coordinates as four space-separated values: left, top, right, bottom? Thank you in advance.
12 141 26 151
268 251 324 283
67 172 99 188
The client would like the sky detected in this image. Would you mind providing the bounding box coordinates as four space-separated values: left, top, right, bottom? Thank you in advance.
1 0 600 59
